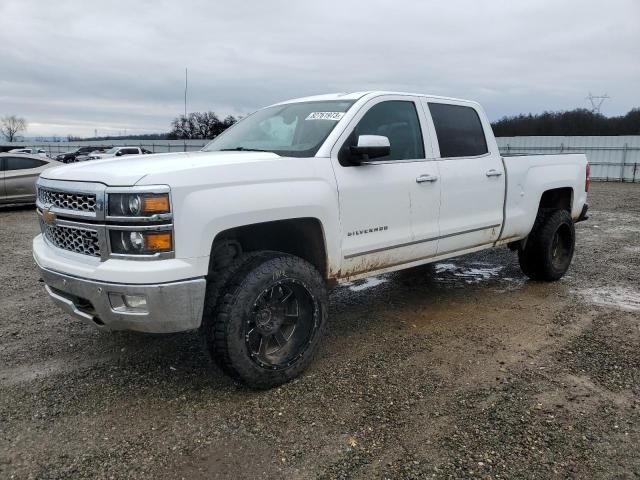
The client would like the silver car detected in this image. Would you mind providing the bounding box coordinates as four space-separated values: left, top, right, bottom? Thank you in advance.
0 153 60 205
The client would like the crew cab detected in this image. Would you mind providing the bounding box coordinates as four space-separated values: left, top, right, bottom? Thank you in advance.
33 91 589 388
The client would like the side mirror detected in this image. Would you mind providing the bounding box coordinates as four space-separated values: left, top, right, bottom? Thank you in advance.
115 151 123 156
350 135 390 164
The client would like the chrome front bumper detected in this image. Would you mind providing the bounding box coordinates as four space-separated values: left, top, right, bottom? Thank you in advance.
36 261 206 333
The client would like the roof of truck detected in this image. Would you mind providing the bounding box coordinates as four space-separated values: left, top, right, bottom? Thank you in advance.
271 91 475 106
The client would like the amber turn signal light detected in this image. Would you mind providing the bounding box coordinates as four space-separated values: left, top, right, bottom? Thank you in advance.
142 194 170 214
144 232 172 251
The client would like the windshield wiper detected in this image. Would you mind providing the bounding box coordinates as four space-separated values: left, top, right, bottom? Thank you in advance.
219 146 270 152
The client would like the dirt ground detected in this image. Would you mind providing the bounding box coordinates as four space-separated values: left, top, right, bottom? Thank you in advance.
1 182 639 479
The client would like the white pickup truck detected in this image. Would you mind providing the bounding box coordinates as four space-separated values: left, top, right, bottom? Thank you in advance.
33 91 589 388
82 146 153 162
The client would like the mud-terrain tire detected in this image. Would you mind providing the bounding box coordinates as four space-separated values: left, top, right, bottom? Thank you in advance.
518 209 575 281
202 252 328 389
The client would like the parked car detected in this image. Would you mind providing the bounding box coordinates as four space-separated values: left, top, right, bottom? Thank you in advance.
8 148 49 157
85 146 152 161
33 91 589 388
55 146 111 163
0 153 60 205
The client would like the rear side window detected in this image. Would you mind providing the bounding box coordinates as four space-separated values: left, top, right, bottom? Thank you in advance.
5 157 47 170
428 103 488 158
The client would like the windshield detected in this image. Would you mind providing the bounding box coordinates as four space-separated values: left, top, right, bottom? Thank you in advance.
202 100 355 157
104 147 119 154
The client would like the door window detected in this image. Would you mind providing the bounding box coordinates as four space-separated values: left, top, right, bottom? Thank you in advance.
5 157 47 170
340 101 425 165
428 103 488 158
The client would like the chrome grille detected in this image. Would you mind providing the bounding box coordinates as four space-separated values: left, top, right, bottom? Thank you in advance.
40 220 101 257
38 188 97 213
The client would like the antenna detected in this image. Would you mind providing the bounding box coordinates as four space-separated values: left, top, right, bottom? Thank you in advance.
586 92 610 114
184 67 188 118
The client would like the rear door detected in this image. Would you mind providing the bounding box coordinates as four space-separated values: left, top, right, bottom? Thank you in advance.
421 100 504 255
330 95 441 276
4 156 49 203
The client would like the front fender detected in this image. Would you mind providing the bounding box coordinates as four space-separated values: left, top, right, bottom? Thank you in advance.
168 160 342 275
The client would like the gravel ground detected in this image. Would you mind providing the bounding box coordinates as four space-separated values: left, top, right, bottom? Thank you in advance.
1 182 639 479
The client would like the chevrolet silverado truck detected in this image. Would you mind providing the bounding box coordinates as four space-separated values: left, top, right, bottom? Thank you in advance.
33 91 589 388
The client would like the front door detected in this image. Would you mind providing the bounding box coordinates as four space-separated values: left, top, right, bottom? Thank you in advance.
331 96 441 277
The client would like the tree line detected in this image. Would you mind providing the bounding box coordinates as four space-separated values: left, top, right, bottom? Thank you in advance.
4 107 639 143
491 108 640 137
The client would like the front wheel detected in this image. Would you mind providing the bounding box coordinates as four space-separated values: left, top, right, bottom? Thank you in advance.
518 209 575 281
203 252 328 389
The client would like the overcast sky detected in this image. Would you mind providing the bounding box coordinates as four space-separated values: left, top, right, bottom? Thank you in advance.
1 0 638 137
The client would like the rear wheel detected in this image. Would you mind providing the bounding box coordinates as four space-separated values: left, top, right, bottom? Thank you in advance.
518 209 575 281
202 252 328 388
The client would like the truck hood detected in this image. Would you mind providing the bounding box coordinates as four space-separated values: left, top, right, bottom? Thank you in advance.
40 151 281 186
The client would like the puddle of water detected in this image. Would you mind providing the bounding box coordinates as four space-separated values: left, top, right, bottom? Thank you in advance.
575 287 640 312
434 262 505 284
343 276 389 292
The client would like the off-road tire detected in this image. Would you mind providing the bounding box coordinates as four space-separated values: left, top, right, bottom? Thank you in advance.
202 252 328 389
518 209 575 281
200 251 280 357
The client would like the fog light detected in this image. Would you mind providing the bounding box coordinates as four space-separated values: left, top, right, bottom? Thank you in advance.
124 294 147 309
109 293 148 313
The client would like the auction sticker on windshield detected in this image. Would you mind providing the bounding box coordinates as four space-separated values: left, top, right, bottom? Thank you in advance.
306 112 345 121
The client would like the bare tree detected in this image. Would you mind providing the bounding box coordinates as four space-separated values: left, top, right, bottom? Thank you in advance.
169 112 237 139
0 115 28 142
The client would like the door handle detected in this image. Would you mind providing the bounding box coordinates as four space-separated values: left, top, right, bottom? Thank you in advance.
486 169 503 177
416 174 438 184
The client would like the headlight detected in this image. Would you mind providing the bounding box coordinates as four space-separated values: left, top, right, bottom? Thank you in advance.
109 230 173 255
108 193 170 217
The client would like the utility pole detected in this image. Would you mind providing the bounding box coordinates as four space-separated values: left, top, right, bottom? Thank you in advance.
184 67 188 118
586 92 610 114
184 67 188 152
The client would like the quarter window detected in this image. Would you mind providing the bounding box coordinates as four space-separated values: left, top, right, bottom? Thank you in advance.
428 103 488 158
5 157 47 170
340 100 425 165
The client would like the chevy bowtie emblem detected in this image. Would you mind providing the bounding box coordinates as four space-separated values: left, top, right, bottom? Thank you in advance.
42 206 57 226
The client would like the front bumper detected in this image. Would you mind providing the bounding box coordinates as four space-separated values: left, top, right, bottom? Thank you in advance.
36 261 206 333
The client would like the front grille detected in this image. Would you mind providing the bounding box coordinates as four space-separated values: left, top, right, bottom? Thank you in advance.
40 220 101 257
38 188 97 213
